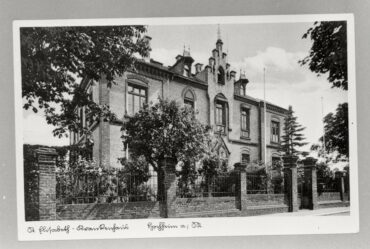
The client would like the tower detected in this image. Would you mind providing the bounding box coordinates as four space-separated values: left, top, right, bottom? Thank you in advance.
170 46 194 77
205 25 236 136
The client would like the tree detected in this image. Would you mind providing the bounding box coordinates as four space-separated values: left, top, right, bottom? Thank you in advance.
121 98 210 173
281 106 308 156
321 102 349 158
21 26 150 137
299 21 347 90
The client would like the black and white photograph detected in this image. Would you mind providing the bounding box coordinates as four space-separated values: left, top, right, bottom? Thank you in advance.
13 14 358 240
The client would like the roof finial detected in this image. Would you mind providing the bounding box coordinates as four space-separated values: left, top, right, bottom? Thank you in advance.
226 32 229 62
217 24 221 41
183 44 191 57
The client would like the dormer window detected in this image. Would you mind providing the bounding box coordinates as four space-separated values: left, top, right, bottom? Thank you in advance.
239 83 246 96
183 65 190 77
217 67 225 85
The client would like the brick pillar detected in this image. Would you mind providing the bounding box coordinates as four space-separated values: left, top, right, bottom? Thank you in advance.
234 163 248 214
283 155 299 212
159 157 177 218
335 171 346 202
34 147 57 220
302 157 318 210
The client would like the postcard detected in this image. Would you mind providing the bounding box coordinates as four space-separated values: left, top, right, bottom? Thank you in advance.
13 14 358 240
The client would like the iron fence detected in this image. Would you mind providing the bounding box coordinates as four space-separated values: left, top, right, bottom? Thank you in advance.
176 173 237 198
247 174 267 194
317 176 340 194
247 172 284 194
56 171 158 204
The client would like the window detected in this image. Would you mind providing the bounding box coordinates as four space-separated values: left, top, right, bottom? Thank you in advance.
215 102 226 133
271 121 280 143
239 84 246 96
219 147 227 160
272 156 281 167
86 143 93 161
183 65 190 77
241 153 250 164
217 67 225 85
184 90 195 108
241 108 250 138
127 84 147 115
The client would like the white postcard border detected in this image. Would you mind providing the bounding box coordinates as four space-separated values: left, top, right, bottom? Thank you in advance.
13 14 358 241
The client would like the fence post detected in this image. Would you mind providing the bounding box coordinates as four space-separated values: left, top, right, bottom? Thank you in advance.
234 163 248 214
335 171 346 202
159 157 178 218
34 147 58 220
302 157 318 210
283 155 299 212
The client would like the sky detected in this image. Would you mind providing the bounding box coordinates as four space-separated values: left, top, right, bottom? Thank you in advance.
23 22 348 151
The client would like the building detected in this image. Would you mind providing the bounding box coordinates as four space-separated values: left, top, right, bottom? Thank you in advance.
70 32 289 169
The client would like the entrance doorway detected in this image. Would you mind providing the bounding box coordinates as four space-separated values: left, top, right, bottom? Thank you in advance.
298 173 312 209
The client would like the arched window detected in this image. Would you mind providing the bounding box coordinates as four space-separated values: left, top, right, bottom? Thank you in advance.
219 147 227 160
239 147 251 165
214 93 228 134
272 154 282 168
217 66 225 85
184 90 195 108
240 107 250 138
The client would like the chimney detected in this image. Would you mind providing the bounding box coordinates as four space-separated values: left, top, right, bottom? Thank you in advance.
212 49 219 59
195 63 203 74
230 70 236 79
209 57 215 66
142 35 152 62
222 52 227 61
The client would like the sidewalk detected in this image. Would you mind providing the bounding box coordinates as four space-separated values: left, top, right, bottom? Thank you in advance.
260 207 350 216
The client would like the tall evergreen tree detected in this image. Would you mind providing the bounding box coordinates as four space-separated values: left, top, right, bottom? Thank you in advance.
281 106 308 156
